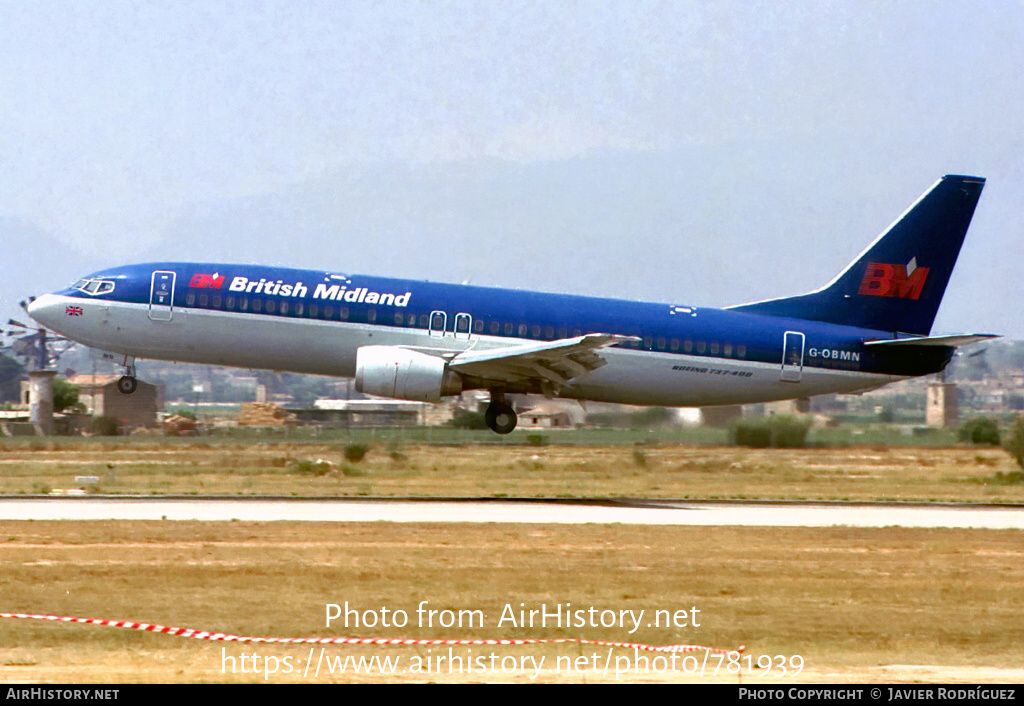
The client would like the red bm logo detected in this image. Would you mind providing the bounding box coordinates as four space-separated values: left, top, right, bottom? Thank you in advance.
857 260 929 299
189 273 225 289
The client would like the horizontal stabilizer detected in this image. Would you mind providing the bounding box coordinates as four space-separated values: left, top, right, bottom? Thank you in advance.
863 334 999 348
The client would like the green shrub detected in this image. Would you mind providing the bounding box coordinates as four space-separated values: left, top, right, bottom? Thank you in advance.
525 433 547 446
386 442 407 462
630 407 676 428
730 415 810 448
91 416 120 436
1004 416 1024 470
53 379 80 413
343 442 371 463
447 409 488 430
958 417 1001 446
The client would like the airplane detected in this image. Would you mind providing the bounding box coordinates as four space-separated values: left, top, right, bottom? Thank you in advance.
27 174 996 434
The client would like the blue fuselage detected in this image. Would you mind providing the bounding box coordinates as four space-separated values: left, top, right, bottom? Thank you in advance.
27 262 952 408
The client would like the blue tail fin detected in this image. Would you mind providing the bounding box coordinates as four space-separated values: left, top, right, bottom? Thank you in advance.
729 175 985 335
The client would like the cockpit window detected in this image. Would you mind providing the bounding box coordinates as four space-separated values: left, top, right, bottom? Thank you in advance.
71 278 116 296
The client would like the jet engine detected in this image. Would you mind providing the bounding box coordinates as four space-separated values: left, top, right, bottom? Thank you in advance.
354 346 463 402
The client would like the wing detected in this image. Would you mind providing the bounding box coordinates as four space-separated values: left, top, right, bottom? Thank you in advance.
448 333 638 395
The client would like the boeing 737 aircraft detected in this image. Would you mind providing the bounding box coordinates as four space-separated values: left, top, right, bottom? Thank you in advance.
28 175 995 433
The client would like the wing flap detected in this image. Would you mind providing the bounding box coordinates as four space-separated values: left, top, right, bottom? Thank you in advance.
450 333 638 388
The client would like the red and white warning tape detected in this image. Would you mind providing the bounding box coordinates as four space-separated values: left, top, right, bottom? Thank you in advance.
1 612 738 654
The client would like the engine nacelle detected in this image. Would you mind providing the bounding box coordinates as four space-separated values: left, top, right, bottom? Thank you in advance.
354 346 463 402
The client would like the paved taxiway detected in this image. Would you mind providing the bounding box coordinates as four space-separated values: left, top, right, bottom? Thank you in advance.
1 497 1022 529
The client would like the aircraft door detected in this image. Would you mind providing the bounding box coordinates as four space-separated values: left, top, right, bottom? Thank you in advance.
428 310 447 338
781 331 805 382
454 313 472 340
149 271 176 322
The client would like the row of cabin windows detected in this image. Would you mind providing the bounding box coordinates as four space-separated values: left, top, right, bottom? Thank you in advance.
182 292 746 358
637 337 747 359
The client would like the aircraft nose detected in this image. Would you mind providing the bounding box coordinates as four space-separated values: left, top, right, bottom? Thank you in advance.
26 293 63 328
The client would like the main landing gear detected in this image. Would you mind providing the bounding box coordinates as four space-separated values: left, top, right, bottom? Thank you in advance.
485 390 517 434
117 356 138 395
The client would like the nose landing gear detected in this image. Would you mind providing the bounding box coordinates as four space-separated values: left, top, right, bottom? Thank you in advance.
117 356 138 395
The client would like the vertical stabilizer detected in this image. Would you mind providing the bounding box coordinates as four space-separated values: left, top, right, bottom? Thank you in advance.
729 175 985 335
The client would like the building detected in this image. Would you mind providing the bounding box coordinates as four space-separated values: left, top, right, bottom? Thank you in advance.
292 398 434 427
65 374 163 429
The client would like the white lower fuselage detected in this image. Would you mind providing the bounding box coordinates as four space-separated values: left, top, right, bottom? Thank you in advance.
36 293 897 407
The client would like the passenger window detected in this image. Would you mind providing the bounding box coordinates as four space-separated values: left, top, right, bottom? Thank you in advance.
265 300 275 313
240 297 249 311
340 307 349 320
280 301 289 315
420 315 429 327
670 339 679 351
490 321 500 334
368 309 376 323
657 337 666 350
186 292 195 306
474 319 484 333
531 325 541 338
737 345 747 358
572 329 581 337
505 323 513 335
643 336 653 348
558 328 567 339
395 312 404 324
199 294 208 307
710 342 719 354
684 339 693 353
696 341 706 353
518 324 527 336
544 326 554 339
724 343 732 357
226 296 235 310
212 295 221 308
252 299 262 312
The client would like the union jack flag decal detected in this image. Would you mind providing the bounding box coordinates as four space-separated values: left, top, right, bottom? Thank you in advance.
65 306 83 316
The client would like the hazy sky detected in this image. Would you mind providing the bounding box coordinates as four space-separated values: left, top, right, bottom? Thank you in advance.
2 1 1022 338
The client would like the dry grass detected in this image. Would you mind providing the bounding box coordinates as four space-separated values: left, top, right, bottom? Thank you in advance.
0 442 1021 503
1 521 1022 682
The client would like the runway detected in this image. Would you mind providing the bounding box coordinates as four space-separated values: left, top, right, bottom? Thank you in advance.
1 497 1023 529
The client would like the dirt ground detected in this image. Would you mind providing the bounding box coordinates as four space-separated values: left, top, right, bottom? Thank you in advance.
1 442 1021 503
2 521 1022 684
